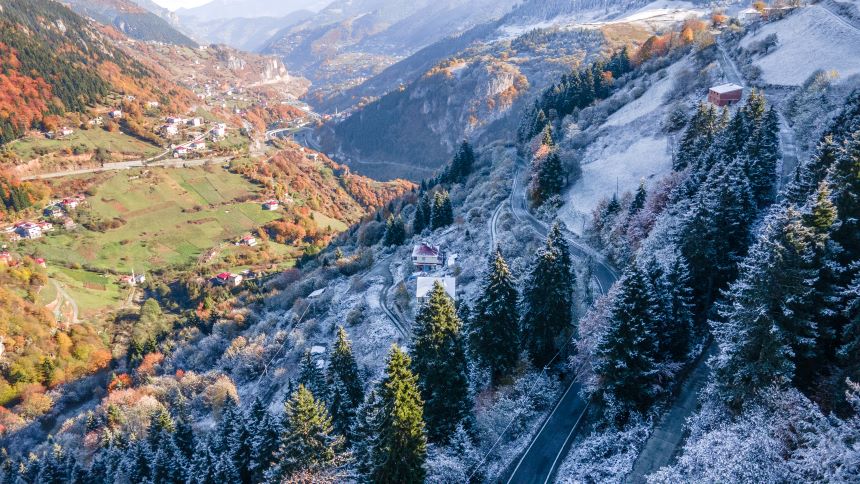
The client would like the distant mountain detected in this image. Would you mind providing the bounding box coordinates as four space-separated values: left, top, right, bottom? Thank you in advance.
176 0 329 22
61 0 198 46
260 0 520 99
0 0 194 144
177 10 313 52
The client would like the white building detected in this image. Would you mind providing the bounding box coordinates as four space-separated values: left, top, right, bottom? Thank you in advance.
187 117 203 127
109 110 123 119
212 123 227 138
162 124 179 136
416 277 456 303
412 243 443 271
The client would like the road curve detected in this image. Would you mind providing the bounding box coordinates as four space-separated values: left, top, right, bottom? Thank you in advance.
504 158 618 484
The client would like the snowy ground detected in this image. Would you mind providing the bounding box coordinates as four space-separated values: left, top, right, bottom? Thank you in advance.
558 59 689 235
740 5 860 86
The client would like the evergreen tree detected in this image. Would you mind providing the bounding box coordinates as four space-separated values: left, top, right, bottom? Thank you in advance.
664 256 695 361
745 106 781 208
674 103 719 171
629 180 647 214
265 385 344 482
470 249 521 383
595 263 662 419
328 326 365 439
299 349 328 402
172 396 195 460
413 193 431 234
449 140 475 183
370 346 427 483
840 269 860 380
430 191 454 229
246 397 279 482
351 388 383 479
531 150 565 207
711 208 819 409
188 439 217 484
383 215 407 246
411 283 471 443
521 223 576 367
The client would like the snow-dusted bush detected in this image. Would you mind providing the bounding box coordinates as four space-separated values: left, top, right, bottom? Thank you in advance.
556 416 649 483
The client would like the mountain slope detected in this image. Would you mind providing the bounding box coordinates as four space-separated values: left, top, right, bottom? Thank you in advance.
261 0 520 99
0 0 193 144
61 0 198 46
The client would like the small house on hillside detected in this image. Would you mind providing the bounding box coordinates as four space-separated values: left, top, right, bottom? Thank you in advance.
109 110 123 119
162 124 179 137
237 234 257 247
708 83 743 106
190 141 207 151
262 200 280 211
214 272 243 287
738 8 762 24
417 276 456 303
15 222 43 240
412 243 443 271
188 117 203 127
173 146 189 158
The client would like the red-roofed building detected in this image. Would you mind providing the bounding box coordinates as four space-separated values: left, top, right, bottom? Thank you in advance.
412 242 443 271
262 200 280 211
214 272 243 287
0 251 12 265
708 83 743 107
33 257 46 268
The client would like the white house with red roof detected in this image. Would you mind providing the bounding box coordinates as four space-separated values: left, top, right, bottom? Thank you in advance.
214 272 243 287
262 200 280 211
412 242 443 271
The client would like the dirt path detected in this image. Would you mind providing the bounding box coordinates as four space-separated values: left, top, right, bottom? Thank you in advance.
50 280 80 325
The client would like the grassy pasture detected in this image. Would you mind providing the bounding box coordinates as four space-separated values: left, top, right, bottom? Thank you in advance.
27 166 285 273
11 129 162 161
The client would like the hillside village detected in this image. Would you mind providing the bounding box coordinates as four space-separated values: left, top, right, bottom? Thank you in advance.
0 0 860 483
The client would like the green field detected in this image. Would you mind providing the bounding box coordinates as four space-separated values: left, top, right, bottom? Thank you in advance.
24 166 285 273
11 129 162 161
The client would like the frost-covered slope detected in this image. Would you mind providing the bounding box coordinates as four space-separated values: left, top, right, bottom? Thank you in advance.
740 5 860 86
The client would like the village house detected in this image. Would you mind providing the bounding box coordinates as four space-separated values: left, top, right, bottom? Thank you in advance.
167 116 184 125
262 199 280 211
33 257 46 268
187 117 203 127
412 243 444 271
308 288 326 299
146 101 160 109
162 124 179 137
61 197 81 210
190 141 207 151
708 83 744 107
212 123 227 138
237 234 257 247
214 272 243 287
15 222 43 240
306 153 319 161
120 271 146 287
416 277 456 303
173 146 189 158
44 206 64 218
109 110 123 119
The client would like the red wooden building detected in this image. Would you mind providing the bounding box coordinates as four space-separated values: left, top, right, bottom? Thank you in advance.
708 83 744 106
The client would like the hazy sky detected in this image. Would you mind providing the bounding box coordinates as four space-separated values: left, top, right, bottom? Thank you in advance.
150 0 215 10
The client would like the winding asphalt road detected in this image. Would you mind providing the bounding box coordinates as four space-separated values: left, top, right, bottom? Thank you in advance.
503 157 617 484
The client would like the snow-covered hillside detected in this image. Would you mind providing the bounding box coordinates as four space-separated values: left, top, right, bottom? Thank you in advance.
558 56 711 234
740 4 860 86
